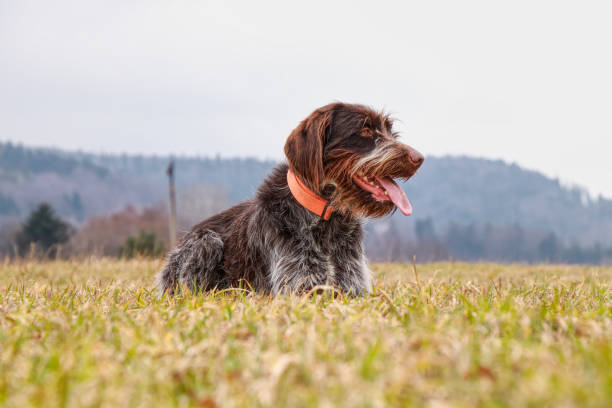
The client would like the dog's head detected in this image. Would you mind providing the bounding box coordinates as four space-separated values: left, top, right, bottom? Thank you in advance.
284 103 424 218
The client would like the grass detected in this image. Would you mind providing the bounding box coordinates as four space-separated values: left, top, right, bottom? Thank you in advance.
1 259 611 408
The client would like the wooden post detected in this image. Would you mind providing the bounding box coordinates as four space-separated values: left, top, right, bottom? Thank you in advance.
166 161 177 249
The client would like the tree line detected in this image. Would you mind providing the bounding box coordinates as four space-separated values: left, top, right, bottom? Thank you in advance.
366 218 612 264
3 141 612 250
3 203 612 265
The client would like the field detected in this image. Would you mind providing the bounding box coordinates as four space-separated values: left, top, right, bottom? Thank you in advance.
1 260 611 408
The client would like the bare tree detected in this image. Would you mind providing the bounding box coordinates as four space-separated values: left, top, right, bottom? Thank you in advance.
167 162 177 249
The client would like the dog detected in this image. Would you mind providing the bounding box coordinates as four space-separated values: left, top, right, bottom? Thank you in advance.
157 102 423 295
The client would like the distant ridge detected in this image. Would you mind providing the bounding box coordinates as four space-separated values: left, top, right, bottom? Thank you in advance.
1 141 611 246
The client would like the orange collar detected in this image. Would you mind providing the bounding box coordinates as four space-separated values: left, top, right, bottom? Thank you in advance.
286 169 334 220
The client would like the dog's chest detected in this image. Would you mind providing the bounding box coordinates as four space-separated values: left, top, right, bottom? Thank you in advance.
323 254 337 280
264 215 361 291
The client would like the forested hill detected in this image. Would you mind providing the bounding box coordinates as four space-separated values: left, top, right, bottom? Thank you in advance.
400 156 612 245
1 141 611 246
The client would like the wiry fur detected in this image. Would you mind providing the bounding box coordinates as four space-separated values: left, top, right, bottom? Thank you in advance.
158 103 423 295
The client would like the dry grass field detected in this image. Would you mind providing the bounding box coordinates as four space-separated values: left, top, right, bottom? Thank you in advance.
1 259 611 407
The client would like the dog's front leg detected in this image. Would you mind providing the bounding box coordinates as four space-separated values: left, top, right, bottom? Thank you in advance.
269 242 330 295
330 240 372 296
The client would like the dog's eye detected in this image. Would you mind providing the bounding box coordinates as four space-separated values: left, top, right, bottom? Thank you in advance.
359 128 374 138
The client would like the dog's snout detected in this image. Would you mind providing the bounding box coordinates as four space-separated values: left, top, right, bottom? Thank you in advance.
408 148 424 167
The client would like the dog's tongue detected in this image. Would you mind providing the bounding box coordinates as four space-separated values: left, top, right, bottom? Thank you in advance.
377 177 413 216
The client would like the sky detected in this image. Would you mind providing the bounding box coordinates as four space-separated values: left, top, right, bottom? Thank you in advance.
1 0 611 198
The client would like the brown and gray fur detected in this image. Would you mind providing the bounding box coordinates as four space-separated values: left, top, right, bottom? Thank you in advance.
158 102 423 295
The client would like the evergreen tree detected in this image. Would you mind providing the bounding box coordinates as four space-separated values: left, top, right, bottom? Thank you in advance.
17 203 71 257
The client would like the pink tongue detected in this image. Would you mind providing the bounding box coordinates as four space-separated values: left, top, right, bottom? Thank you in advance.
377 177 413 216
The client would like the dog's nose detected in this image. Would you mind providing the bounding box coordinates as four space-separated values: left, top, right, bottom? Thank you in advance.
408 148 424 167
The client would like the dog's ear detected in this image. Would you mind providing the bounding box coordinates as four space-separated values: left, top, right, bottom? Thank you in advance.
284 109 332 190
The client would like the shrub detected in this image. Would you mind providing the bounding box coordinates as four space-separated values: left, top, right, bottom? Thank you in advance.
120 230 165 258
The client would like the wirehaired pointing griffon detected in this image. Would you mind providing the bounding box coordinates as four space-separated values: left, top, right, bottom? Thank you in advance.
158 103 424 295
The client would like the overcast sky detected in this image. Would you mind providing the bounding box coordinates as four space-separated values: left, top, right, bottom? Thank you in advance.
1 0 610 197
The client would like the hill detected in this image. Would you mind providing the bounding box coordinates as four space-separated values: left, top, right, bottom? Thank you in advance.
399 156 612 245
1 141 611 262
